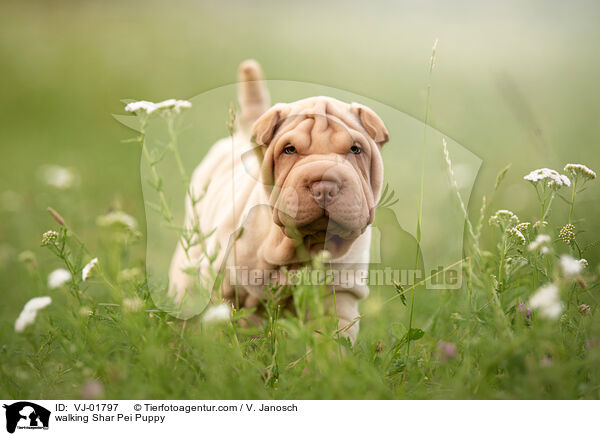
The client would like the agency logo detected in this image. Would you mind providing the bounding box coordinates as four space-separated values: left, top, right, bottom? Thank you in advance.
2 402 50 434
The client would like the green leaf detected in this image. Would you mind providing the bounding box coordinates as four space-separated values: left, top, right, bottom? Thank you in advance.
393 328 426 351
405 328 425 341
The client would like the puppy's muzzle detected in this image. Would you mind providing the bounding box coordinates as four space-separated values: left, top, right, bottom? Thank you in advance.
309 180 340 208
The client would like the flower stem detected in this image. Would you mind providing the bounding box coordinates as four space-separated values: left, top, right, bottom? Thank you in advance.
568 178 578 224
404 38 438 381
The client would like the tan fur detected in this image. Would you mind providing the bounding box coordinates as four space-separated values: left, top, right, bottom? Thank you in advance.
169 60 389 342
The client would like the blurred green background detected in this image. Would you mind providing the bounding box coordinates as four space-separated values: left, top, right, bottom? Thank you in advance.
1 0 599 334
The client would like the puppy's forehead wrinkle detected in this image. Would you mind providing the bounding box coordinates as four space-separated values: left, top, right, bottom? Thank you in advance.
272 97 368 144
276 115 359 153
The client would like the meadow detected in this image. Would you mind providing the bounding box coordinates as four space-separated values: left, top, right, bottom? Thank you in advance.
1 0 599 399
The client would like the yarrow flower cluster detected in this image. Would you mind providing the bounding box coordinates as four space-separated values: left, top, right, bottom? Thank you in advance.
41 230 58 246
96 211 138 232
523 168 571 189
122 297 144 312
125 99 192 115
515 222 530 233
202 303 232 324
48 268 71 289
564 164 596 181
558 224 575 244
82 258 98 281
118 267 143 282
38 165 78 190
79 306 93 317
313 250 333 269
507 227 526 245
529 283 563 320
559 254 583 277
489 210 519 230
14 296 52 332
528 234 551 254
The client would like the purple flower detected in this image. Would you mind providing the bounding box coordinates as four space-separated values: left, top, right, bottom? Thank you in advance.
80 380 104 400
438 341 457 361
518 302 531 319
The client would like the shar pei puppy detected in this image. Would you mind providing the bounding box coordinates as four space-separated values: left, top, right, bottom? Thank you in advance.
169 60 389 342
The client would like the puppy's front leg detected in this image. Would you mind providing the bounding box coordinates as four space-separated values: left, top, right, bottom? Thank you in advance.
324 291 361 344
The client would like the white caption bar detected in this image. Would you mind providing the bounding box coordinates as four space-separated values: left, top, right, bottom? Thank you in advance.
0 400 594 435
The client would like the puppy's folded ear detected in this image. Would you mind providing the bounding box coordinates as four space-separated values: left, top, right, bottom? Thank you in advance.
251 103 290 188
251 103 289 147
350 103 390 147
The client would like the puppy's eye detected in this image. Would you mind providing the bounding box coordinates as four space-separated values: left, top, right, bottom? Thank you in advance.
350 144 362 154
283 145 297 154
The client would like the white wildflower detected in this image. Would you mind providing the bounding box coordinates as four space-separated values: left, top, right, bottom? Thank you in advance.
79 306 93 317
564 164 596 181
560 254 583 277
47 268 71 289
529 283 564 320
489 210 519 230
41 230 58 246
558 224 575 244
578 259 588 268
152 99 192 113
202 303 232 324
507 227 526 245
118 267 142 282
122 297 144 312
82 258 98 281
124 100 156 113
313 249 332 268
96 211 137 231
528 234 551 252
125 99 192 115
14 296 52 332
523 168 571 189
38 165 78 190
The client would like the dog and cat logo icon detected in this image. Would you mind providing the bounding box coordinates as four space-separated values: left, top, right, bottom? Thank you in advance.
2 402 50 433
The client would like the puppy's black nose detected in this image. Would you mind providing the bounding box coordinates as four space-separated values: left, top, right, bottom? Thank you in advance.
310 180 340 207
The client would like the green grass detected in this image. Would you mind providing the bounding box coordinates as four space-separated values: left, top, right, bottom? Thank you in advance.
1 0 600 399
2 104 599 400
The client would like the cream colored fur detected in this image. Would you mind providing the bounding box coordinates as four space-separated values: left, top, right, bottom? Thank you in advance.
169 60 389 342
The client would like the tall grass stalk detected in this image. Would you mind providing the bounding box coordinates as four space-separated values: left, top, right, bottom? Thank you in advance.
227 103 239 307
405 38 438 378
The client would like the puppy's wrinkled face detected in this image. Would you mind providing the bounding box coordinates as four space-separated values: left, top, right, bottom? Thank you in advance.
252 97 389 258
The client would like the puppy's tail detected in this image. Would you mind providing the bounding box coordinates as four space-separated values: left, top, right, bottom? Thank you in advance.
237 59 270 135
